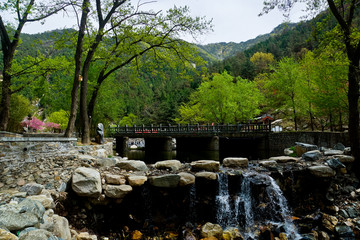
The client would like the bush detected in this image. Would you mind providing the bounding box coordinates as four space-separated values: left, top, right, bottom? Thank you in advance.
47 110 69 130
8 94 32 132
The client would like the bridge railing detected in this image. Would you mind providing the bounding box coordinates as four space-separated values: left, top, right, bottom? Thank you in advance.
108 122 271 136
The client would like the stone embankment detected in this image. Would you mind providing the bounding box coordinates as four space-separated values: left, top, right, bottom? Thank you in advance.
0 139 360 239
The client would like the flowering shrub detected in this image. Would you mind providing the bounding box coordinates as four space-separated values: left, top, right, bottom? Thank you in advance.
44 122 61 132
21 116 45 131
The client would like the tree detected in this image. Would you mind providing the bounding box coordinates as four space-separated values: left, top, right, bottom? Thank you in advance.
250 52 275 74
0 0 70 131
262 0 360 172
65 0 212 144
177 72 263 124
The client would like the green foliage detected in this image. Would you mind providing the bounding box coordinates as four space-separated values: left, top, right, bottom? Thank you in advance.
47 110 69 130
119 114 139 126
8 94 32 132
177 72 263 124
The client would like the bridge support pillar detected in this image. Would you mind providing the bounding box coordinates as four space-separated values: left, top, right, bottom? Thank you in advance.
145 136 173 152
115 137 129 155
177 136 219 151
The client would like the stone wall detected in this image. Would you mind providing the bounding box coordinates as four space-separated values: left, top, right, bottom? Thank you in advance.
0 137 113 190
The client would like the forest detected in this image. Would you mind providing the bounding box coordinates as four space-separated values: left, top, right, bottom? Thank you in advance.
0 0 359 144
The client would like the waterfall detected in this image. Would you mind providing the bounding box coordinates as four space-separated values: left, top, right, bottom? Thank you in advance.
215 171 300 239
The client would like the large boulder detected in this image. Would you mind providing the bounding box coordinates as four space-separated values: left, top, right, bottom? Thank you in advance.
72 167 102 197
178 172 196 186
302 150 322 161
52 215 72 240
154 160 182 171
104 185 132 198
269 156 298 163
295 142 318 156
223 157 248 168
195 172 218 181
308 166 336 178
149 174 180 188
190 160 220 172
127 176 148 187
0 228 18 240
116 160 148 172
334 155 355 163
201 222 223 239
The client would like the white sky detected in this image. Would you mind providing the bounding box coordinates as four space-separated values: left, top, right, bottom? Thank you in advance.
19 0 305 45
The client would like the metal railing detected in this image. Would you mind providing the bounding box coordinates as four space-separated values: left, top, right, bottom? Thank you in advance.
108 122 271 136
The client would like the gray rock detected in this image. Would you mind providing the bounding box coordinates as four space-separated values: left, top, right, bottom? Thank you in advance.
259 160 277 167
115 160 148 172
104 185 132 198
149 174 180 188
284 148 294 156
345 207 358 218
326 158 346 169
154 160 182 171
127 176 147 187
105 174 125 185
94 158 117 167
190 160 220 172
295 142 318 156
334 155 355 163
333 143 346 151
178 172 196 186
324 149 344 156
269 156 298 163
308 166 336 178
19 229 55 240
201 222 223 239
27 195 55 209
71 167 102 197
223 157 248 168
195 172 218 181
302 150 322 161
19 183 44 196
335 225 355 238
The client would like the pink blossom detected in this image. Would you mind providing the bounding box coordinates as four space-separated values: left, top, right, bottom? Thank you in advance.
21 116 45 131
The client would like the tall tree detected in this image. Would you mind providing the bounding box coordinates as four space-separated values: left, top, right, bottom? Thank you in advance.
65 0 212 143
0 0 70 131
262 0 360 172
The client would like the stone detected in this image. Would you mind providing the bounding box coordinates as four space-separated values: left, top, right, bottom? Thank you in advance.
52 215 71 240
335 225 355 238
334 155 355 163
19 183 44 196
94 149 107 158
223 157 249 168
302 150 322 161
322 213 338 232
105 174 125 185
201 222 223 239
284 148 294 156
324 149 344 156
18 229 55 240
95 123 105 144
222 227 244 240
76 232 97 240
127 176 147 187
178 172 196 186
104 185 132 198
318 231 330 240
269 156 298 163
94 158 117 167
0 228 18 240
116 160 148 172
154 160 182 171
295 142 318 156
131 230 142 240
190 160 220 172
72 167 102 197
259 160 277 167
326 158 346 170
27 195 55 209
195 172 218 181
333 143 346 151
149 174 180 188
308 166 336 178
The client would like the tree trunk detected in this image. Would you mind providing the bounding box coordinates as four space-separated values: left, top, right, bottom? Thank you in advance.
64 0 90 138
0 74 11 131
80 66 90 144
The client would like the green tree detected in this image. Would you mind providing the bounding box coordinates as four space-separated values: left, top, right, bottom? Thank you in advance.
8 94 32 132
250 52 275 74
262 0 360 176
47 110 69 131
177 72 263 124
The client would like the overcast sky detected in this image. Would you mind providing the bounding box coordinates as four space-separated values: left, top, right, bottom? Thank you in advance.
21 0 304 45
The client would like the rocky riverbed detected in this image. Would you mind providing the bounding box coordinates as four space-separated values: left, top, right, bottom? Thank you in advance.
0 140 359 239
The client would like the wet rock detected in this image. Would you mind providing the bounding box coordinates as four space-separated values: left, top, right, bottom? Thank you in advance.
324 149 344 156
0 228 18 239
195 172 217 181
75 231 97 240
223 157 248 168
345 207 358 218
333 143 346 151
72 167 102 197
105 174 125 185
19 183 44 196
131 230 143 240
302 150 322 161
326 158 346 170
127 176 147 187
104 184 132 198
308 166 336 178
149 174 180 188
295 142 318 156
322 213 338 232
154 160 182 171
335 225 355 238
259 160 277 167
201 222 223 239
269 156 298 163
115 160 148 172
334 155 355 163
223 227 244 240
318 231 330 240
190 160 220 172
178 172 196 186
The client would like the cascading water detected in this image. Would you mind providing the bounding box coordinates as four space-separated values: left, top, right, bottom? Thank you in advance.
216 171 300 239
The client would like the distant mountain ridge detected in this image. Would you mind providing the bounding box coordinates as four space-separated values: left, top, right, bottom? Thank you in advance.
196 22 297 61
